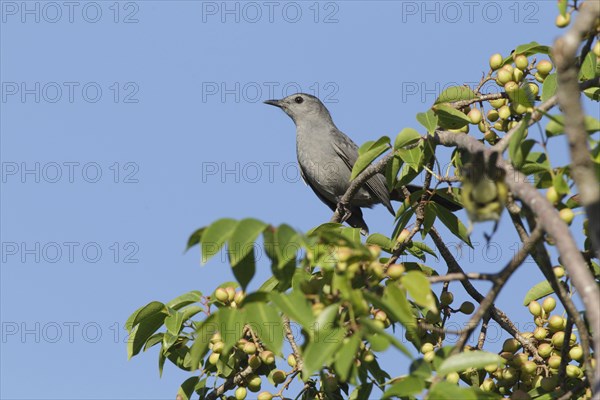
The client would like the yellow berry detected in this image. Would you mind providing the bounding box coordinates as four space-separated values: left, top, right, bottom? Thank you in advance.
489 53 503 70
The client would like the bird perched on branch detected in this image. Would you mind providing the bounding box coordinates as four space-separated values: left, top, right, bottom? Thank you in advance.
264 93 460 234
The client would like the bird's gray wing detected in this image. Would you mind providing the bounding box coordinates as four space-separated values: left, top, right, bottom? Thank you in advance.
299 163 336 212
299 162 370 233
330 129 394 215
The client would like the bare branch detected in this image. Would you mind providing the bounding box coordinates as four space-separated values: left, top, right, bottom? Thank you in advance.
429 227 543 361
283 316 303 372
452 225 543 353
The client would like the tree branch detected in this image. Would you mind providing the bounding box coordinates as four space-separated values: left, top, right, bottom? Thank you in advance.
553 1 600 261
429 227 543 361
432 129 600 392
205 365 254 400
452 225 543 353
283 316 303 372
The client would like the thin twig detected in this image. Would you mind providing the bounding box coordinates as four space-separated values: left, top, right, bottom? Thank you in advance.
452 225 543 353
429 227 543 362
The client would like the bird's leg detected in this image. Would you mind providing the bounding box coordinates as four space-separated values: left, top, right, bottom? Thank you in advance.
336 201 353 223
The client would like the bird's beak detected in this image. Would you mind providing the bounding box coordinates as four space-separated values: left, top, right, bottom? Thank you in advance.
264 99 283 108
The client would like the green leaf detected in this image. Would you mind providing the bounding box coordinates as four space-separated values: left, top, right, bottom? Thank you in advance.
244 302 283 354
552 170 570 196
264 224 299 290
228 218 268 267
351 136 391 180
428 381 498 400
166 291 203 310
270 291 313 329
186 228 205 251
143 333 164 351
366 233 394 253
181 306 203 322
302 304 346 378
541 73 557 102
512 42 551 58
201 218 237 264
334 332 361 382
546 115 600 137
434 86 476 104
396 147 423 172
232 249 256 291
523 280 554 305
583 87 600 101
177 376 200 400
365 285 417 343
558 0 567 16
416 109 438 134
362 318 411 357
580 52 597 81
411 241 438 260
127 305 169 359
217 307 246 355
394 128 421 150
258 276 280 292
383 376 424 398
509 114 531 169
165 311 185 336
507 87 535 108
433 104 471 130
162 331 178 350
349 382 374 400
431 203 472 246
126 301 168 332
189 314 218 370
385 154 403 190
437 351 505 375
401 271 437 312
274 224 301 269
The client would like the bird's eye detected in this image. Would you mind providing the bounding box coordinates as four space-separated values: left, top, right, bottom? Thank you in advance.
294 96 304 104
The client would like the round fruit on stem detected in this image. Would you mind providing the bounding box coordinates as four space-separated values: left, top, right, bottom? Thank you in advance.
555 12 571 28
271 369 286 384
259 350 276 365
214 288 229 303
287 354 297 367
243 342 257 355
559 208 574 225
514 54 529 70
489 53 503 70
225 286 236 302
257 391 273 400
468 108 482 124
440 291 454 306
537 60 553 76
247 375 262 392
459 301 475 314
248 354 262 369
542 297 556 313
235 387 248 400
528 300 542 317
387 264 405 280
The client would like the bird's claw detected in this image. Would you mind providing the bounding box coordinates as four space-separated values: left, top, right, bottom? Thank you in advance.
336 202 352 223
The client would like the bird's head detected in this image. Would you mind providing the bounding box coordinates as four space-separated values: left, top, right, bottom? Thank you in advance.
264 93 332 125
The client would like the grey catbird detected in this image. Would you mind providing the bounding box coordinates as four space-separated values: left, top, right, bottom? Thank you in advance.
265 93 460 234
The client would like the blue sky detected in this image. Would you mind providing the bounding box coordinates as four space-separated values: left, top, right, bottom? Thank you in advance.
0 1 593 399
